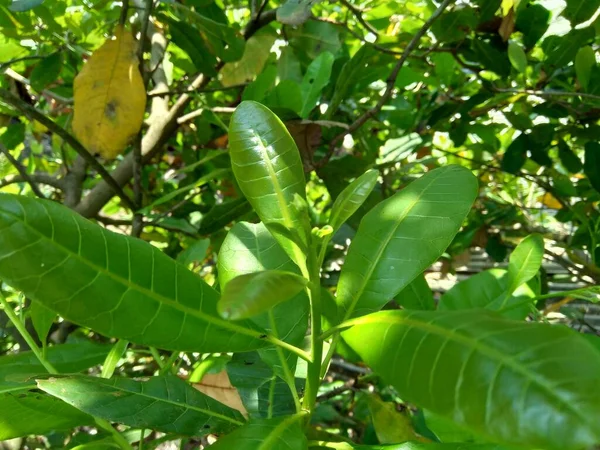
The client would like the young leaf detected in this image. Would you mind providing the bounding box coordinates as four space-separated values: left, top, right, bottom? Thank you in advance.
0 392 93 440
29 300 56 345
299 51 334 118
366 394 424 444
72 25 146 159
575 46 595 91
218 270 307 320
584 142 600 194
507 41 527 73
229 101 311 269
505 234 544 295
335 165 477 322
0 194 269 353
38 375 245 435
342 309 600 450
208 414 307 449
329 169 378 235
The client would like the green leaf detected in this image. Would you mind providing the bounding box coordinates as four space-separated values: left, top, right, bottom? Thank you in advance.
0 340 110 393
313 444 513 449
342 309 600 450
265 79 303 114
278 47 303 84
563 0 600 25
335 165 477 322
507 41 527 73
506 234 544 294
227 352 298 418
221 32 276 87
501 133 528 174
38 375 245 434
70 438 122 450
229 101 310 268
29 300 55 345
219 270 307 320
197 197 252 235
329 169 378 236
377 133 423 166
30 52 62 92
367 394 421 444
396 275 435 311
0 194 269 353
277 0 318 25
8 0 43 12
300 51 334 118
545 27 594 68
243 65 278 102
558 140 583 173
208 414 308 449
575 46 595 91
471 39 510 77
177 238 210 266
0 392 93 440
439 268 535 319
515 4 550 49
168 18 217 75
100 339 128 379
287 20 341 61
431 8 478 43
584 141 600 194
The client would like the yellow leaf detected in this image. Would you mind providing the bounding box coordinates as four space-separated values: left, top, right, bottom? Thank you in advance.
538 192 562 209
73 25 146 159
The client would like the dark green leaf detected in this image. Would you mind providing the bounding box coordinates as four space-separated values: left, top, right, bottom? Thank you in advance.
30 52 62 91
278 47 303 84
432 8 478 43
545 27 594 68
575 46 595 91
229 101 310 268
168 18 217 75
219 270 307 320
277 0 317 25
515 4 550 49
501 134 528 174
38 375 245 434
558 140 582 173
185 9 245 62
287 20 341 61
585 142 600 194
563 0 600 25
0 194 269 353
208 415 307 449
197 197 252 235
507 41 527 73
0 122 25 150
343 309 600 450
266 80 303 113
177 238 210 266
243 65 278 103
0 392 93 440
471 39 510 77
336 165 478 322
329 169 378 235
29 300 55 345
396 274 435 311
300 51 334 118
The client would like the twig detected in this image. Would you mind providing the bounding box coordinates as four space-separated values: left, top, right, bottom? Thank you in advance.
492 87 600 102
147 83 248 97
0 173 63 190
177 106 236 124
316 379 356 402
3 68 74 104
339 0 379 36
316 0 455 168
0 88 137 211
0 143 46 198
0 55 47 71
119 0 130 26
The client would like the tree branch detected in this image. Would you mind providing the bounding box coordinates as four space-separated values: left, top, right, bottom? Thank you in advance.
0 88 137 211
339 0 379 36
315 0 455 168
492 87 600 102
0 173 64 190
3 68 74 104
0 145 49 198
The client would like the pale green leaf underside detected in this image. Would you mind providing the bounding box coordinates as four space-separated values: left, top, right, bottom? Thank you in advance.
343 309 600 450
336 165 478 321
0 194 268 353
38 375 245 435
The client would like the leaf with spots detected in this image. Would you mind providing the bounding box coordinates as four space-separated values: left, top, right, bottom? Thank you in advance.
335 165 478 322
0 194 270 353
37 375 245 435
72 25 146 159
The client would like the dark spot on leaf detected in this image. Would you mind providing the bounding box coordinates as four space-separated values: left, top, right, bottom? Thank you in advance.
259 334 267 339
204 424 211 429
104 100 118 121
309 78 314 84
244 360 254 366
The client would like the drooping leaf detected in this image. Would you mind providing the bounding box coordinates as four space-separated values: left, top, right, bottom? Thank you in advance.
38 375 245 435
343 309 600 450
30 52 63 92
29 300 55 345
0 340 111 393
0 392 93 440
277 0 319 25
72 25 146 159
507 41 527 73
396 275 435 311
0 194 269 353
208 414 308 449
227 352 298 418
328 169 379 236
562 0 600 25
367 394 424 444
335 165 478 322
575 46 595 91
221 32 276 86
584 141 600 194
299 51 334 118
515 4 550 49
218 270 307 320
229 101 310 268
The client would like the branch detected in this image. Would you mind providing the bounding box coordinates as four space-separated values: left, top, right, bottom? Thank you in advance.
4 68 74 104
0 146 48 198
147 83 248 97
177 106 236 124
0 88 137 211
316 0 455 168
339 0 379 36
0 55 46 71
492 87 600 102
0 173 64 190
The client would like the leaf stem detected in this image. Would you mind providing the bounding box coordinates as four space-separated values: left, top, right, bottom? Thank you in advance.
0 293 57 374
94 418 134 450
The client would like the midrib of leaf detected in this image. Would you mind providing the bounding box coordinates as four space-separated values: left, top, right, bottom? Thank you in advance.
347 313 594 428
2 205 266 344
341 171 442 321
58 379 245 426
259 413 304 449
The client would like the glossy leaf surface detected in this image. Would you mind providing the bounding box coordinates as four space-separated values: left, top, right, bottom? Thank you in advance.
29 300 55 344
219 270 307 320
336 165 477 321
0 392 93 440
38 375 245 435
300 51 334 118
209 415 307 449
396 275 435 311
343 310 600 450
229 101 310 268
0 194 268 353
506 234 544 293
329 169 379 235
